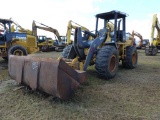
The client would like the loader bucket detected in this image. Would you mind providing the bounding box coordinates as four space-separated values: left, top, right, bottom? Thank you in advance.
8 55 86 100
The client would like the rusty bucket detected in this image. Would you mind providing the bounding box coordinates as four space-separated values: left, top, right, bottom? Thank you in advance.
8 55 86 100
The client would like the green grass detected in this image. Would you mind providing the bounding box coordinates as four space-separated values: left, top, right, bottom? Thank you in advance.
0 50 160 120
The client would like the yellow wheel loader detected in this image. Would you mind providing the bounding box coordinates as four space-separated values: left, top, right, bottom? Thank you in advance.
62 10 138 79
8 10 138 100
0 18 39 60
145 14 160 56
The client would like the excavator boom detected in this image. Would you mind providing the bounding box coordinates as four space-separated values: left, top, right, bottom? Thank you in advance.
132 30 143 48
66 20 90 44
151 14 160 41
32 20 62 42
145 14 160 56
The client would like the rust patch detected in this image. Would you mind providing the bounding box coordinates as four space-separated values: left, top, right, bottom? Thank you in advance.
8 55 87 100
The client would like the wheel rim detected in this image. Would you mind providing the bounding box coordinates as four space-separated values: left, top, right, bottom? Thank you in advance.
109 55 116 72
132 52 137 65
13 49 24 56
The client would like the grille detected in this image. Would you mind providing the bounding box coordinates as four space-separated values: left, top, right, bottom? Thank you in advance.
27 35 37 47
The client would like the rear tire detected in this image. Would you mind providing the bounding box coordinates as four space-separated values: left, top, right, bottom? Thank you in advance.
62 45 72 58
122 46 138 69
95 45 119 79
8 45 27 57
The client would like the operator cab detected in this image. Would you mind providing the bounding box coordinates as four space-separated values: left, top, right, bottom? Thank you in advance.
60 36 67 44
95 10 128 43
37 35 47 43
0 19 12 45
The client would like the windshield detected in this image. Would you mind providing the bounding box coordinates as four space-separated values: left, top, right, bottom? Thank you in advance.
38 36 46 41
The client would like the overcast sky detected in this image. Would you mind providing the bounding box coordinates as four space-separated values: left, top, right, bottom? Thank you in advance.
1 0 160 39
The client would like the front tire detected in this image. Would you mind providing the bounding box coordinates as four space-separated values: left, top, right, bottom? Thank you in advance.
95 45 119 79
8 45 27 57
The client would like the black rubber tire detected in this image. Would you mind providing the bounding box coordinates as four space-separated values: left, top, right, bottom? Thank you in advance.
95 45 119 79
145 47 158 56
8 45 27 57
49 46 56 51
55 47 63 52
62 45 72 58
145 48 150 56
41 45 50 52
151 47 158 56
122 46 138 69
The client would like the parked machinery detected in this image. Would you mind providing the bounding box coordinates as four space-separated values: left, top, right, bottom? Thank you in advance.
132 30 143 49
141 39 149 49
0 18 39 60
62 10 138 79
9 10 138 100
32 21 66 52
8 21 88 100
145 14 160 56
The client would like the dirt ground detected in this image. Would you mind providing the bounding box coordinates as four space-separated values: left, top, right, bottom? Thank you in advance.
0 50 160 120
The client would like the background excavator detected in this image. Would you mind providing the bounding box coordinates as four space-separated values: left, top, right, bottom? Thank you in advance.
145 14 160 55
132 30 143 49
32 21 66 52
0 18 39 60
